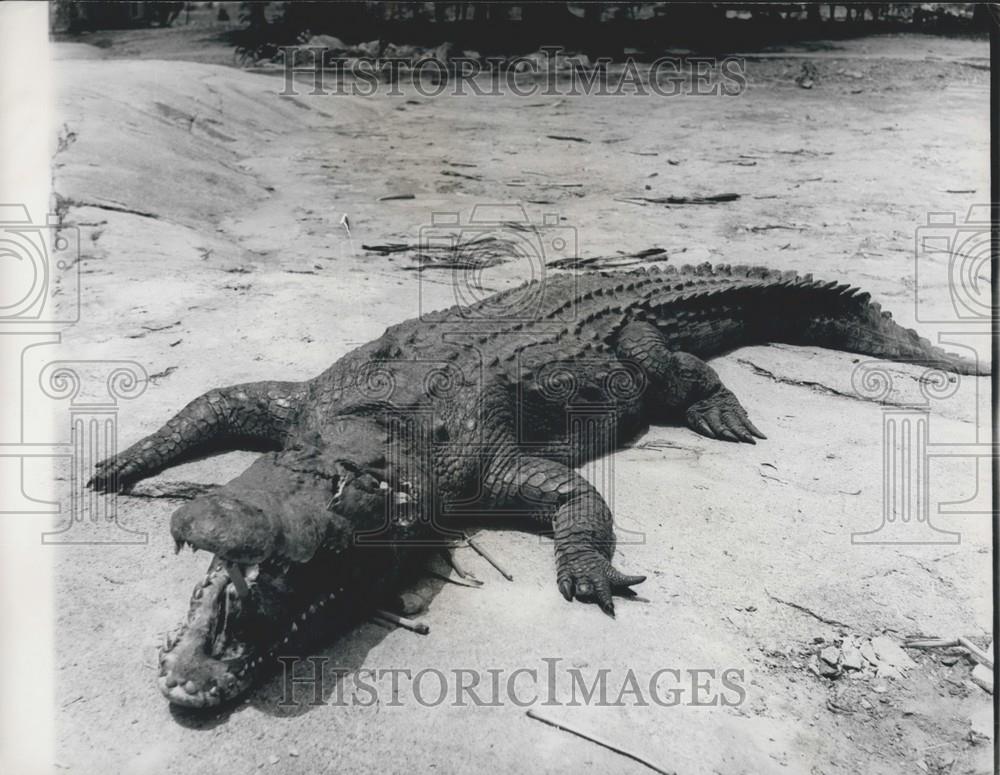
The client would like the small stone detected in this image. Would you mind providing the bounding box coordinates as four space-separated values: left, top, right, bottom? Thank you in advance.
812 636 825 644
288 748 299 758
859 640 878 665
819 662 840 678
267 755 279 765
841 646 863 671
860 697 873 710
871 682 888 693
820 646 841 667
939 655 959 666
970 705 992 740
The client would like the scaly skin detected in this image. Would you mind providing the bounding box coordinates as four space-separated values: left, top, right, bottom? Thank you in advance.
89 263 988 708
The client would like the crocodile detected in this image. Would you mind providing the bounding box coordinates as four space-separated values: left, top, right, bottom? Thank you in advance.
88 262 987 708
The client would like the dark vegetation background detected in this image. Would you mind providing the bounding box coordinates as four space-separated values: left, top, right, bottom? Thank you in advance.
52 1 991 55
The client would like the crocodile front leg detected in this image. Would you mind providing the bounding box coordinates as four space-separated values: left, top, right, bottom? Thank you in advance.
484 451 645 615
89 380 307 492
615 321 765 443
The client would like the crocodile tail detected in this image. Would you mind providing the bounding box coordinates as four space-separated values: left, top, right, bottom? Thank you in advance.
793 289 989 376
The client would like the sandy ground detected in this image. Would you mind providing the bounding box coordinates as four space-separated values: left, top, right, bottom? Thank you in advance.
50 33 991 775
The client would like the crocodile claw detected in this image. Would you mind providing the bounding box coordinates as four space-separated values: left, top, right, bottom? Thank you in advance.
686 388 765 444
87 454 139 493
557 551 645 617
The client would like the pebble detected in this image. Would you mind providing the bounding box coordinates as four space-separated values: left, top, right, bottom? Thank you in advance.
841 646 863 671
818 661 840 678
268 755 279 765
939 655 959 666
820 646 841 666
871 682 888 694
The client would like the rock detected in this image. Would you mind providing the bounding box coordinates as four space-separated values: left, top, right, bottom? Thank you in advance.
356 40 381 58
970 705 992 740
818 660 840 678
841 646 863 670
859 640 878 666
939 655 960 666
871 682 888 694
871 636 916 671
307 35 349 53
820 646 841 666
859 697 873 710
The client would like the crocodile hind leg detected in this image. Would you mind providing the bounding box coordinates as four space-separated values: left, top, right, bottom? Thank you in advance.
88 380 307 493
615 321 765 444
483 452 645 615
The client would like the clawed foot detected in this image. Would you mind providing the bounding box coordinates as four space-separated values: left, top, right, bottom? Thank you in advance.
87 454 141 493
686 387 766 444
557 550 645 617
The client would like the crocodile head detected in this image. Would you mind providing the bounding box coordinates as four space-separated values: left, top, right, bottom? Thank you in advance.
158 449 423 708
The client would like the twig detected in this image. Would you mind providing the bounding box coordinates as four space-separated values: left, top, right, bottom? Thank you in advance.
427 570 482 589
373 609 430 635
525 709 673 775
464 532 513 581
442 546 480 583
904 636 993 669
377 193 415 201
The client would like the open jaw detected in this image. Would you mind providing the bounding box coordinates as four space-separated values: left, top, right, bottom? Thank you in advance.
158 553 337 709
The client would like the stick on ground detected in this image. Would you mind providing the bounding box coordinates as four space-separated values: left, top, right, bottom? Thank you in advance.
464 533 513 581
441 545 480 583
373 609 430 635
427 570 482 589
525 709 673 775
